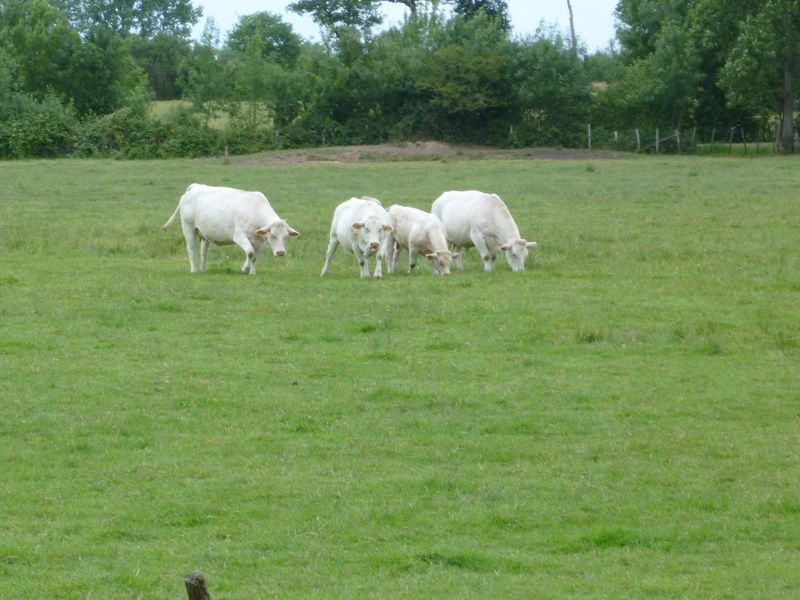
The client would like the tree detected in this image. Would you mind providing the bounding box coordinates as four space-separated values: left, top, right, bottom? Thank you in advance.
416 12 513 141
226 12 302 67
179 19 229 126
128 33 191 99
614 0 690 62
53 0 202 38
706 0 800 153
511 26 591 146
0 0 80 98
288 0 382 37
446 0 510 31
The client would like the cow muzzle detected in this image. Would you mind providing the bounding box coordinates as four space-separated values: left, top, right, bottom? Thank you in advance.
369 242 379 252
275 250 286 257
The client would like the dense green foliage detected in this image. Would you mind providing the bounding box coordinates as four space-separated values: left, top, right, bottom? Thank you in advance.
1 0 800 157
1 154 799 596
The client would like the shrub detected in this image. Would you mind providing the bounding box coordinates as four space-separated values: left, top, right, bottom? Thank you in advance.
0 93 78 158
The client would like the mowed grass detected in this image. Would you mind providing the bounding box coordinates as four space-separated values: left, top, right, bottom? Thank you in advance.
1 153 799 598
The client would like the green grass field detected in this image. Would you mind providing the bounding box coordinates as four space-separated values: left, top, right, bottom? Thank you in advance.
1 153 799 598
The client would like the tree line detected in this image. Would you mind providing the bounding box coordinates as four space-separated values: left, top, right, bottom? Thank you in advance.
1 0 799 159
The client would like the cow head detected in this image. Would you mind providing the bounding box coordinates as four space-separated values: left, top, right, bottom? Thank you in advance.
425 250 460 275
499 239 537 272
256 220 300 257
352 216 393 255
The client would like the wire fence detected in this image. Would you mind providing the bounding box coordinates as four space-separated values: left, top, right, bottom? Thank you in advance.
586 123 793 155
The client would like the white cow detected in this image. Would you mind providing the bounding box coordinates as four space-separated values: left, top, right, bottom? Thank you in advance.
432 190 537 272
320 197 394 279
386 204 458 275
163 183 299 275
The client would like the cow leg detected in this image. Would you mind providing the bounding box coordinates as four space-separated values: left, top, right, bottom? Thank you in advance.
373 240 389 280
182 223 199 273
233 231 257 275
471 231 494 272
373 250 383 279
320 235 339 276
386 239 397 274
452 244 465 270
200 238 211 272
353 246 371 278
407 245 418 274
388 241 402 275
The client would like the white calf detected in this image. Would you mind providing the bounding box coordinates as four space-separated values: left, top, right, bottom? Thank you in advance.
320 197 394 279
386 204 457 275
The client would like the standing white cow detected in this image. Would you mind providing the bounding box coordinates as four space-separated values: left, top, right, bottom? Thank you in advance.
432 190 537 272
386 204 458 275
163 183 299 275
320 197 394 279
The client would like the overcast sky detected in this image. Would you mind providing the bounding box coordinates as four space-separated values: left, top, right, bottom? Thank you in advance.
192 0 619 52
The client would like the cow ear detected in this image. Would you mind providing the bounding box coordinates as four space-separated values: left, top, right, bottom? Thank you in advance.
526 241 537 249
288 226 300 237
383 224 394 233
352 222 364 231
425 253 436 261
452 252 461 259
499 242 512 251
256 225 270 237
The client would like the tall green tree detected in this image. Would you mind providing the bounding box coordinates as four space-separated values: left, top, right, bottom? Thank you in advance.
0 0 79 98
416 12 513 142
179 19 229 126
288 0 382 37
128 33 191 99
226 12 302 67
446 0 510 31
614 0 690 62
53 0 201 38
698 0 800 153
511 26 591 145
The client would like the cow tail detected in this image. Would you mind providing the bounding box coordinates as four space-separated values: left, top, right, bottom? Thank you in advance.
163 184 196 229
162 204 181 229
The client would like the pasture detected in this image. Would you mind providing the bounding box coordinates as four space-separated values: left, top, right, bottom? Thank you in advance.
1 152 798 598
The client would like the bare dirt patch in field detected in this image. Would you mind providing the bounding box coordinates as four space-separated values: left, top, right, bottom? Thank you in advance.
230 142 620 165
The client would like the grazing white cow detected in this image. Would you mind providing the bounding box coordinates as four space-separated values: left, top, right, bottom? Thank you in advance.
386 204 458 275
432 190 537 272
163 183 299 275
320 197 394 279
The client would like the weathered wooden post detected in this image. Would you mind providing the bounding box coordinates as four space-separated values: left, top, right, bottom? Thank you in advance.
185 571 211 600
635 128 641 152
676 129 681 154
655 128 660 153
614 130 619 149
741 127 747 155
587 123 592 150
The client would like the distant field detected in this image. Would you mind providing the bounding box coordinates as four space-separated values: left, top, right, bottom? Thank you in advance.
1 152 799 597
151 100 231 129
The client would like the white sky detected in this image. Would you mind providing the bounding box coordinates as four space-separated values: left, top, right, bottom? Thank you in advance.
192 0 619 52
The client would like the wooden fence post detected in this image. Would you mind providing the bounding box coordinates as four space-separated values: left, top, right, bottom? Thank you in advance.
587 123 592 150
185 571 211 600
655 128 660 153
741 128 747 155
635 128 641 152
676 129 681 154
614 130 619 149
